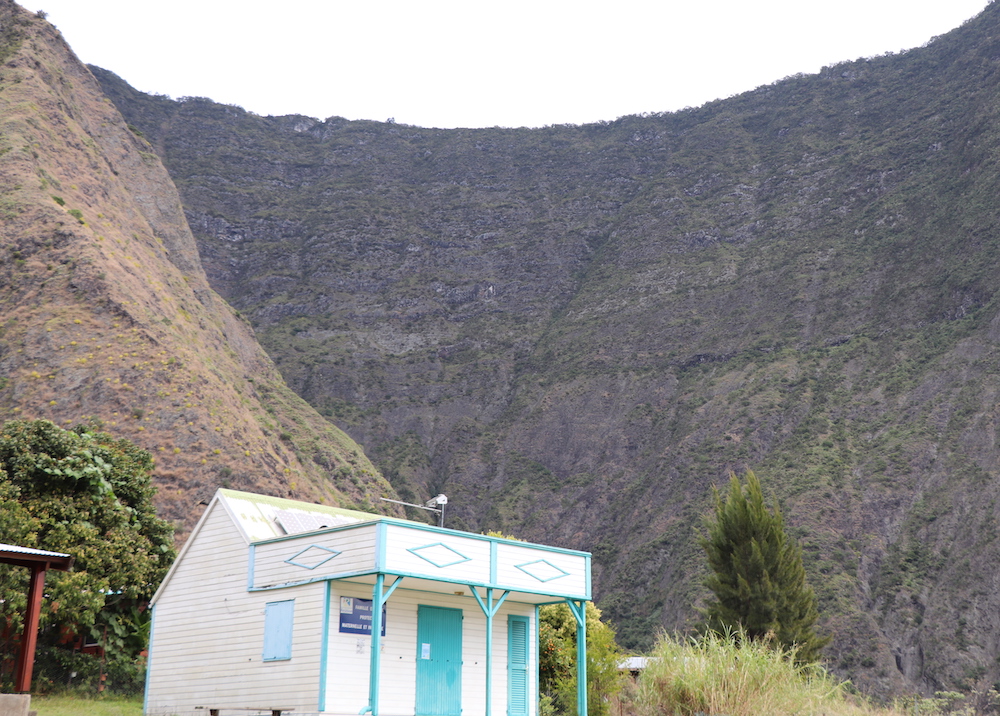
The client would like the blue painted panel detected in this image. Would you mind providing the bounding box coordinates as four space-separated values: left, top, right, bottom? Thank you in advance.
416 605 463 716
508 616 529 716
262 599 294 661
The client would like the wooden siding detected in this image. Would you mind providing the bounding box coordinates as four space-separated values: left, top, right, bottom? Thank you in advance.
251 523 379 588
145 501 326 716
248 521 589 600
382 524 493 585
495 542 588 599
323 584 536 716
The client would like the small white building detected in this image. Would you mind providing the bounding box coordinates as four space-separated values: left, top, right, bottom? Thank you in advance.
145 489 592 716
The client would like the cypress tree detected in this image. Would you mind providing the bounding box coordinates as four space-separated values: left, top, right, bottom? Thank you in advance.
699 470 829 663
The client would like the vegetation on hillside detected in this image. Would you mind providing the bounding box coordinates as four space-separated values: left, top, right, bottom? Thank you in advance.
0 0 398 539
85 0 1000 696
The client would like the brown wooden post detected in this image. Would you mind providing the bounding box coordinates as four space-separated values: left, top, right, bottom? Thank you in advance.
14 562 47 692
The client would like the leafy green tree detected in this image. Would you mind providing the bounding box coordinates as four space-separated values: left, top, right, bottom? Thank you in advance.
539 602 625 716
485 531 624 716
699 470 829 663
0 419 175 690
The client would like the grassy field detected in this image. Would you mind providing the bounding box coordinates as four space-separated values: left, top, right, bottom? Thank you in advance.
634 632 910 716
29 695 143 716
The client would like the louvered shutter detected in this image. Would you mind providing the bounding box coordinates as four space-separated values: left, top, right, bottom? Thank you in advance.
508 616 529 716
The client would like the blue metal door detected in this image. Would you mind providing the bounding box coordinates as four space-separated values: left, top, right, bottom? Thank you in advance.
416 605 463 716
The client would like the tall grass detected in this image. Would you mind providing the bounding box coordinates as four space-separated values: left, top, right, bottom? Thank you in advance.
634 631 903 716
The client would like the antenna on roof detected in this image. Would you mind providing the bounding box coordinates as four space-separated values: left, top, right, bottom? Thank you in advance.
381 494 448 527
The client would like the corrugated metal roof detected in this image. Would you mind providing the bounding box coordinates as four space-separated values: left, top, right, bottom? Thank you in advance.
0 543 73 570
217 489 389 542
0 543 72 559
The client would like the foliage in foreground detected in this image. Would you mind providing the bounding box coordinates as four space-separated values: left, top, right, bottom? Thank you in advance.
539 602 625 716
634 630 903 716
699 470 829 663
0 419 175 692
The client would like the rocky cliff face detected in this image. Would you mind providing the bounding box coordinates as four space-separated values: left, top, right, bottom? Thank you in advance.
0 0 395 533
94 2 1000 696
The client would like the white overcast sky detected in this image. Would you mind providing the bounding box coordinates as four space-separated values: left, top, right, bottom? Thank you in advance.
18 0 992 129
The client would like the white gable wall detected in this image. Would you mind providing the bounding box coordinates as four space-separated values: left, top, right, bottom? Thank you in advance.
144 491 574 716
145 500 325 715
324 584 536 716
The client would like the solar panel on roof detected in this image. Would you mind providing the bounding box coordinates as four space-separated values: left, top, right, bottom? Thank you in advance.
274 509 356 535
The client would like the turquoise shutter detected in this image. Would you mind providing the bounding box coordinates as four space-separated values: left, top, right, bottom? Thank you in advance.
263 599 294 661
508 616 529 716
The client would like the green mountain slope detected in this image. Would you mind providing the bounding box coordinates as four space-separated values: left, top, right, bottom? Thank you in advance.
95 4 1000 695
0 0 394 533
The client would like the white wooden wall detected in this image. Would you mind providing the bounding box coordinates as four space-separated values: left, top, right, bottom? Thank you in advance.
145 502 552 716
145 502 325 716
251 522 379 588
323 584 537 716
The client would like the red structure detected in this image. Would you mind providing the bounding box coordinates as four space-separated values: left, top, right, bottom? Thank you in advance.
0 544 73 692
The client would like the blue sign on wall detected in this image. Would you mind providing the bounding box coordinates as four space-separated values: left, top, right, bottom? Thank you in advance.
339 597 387 635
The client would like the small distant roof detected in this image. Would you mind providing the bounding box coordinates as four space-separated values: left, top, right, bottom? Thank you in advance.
217 489 389 542
620 656 653 671
0 543 73 570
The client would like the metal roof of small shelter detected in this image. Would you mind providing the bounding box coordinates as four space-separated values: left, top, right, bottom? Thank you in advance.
1 543 72 692
0 543 73 570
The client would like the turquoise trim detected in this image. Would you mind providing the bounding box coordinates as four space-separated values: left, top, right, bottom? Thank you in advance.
584 556 592 601
364 574 402 716
251 517 591 559
514 559 570 583
383 575 404 600
375 522 387 572
467 587 509 716
286 544 342 570
367 574 386 715
319 581 332 712
486 589 494 716
325 576 552 606
566 600 588 716
143 605 155 715
470 586 509 617
248 566 589 600
534 606 541 716
408 541 472 568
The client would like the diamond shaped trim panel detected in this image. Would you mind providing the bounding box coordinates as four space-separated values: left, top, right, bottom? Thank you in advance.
286 544 342 570
515 559 570 583
407 542 471 568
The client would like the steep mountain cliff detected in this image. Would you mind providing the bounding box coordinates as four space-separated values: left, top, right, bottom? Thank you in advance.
0 0 395 532
92 1 1000 696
